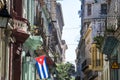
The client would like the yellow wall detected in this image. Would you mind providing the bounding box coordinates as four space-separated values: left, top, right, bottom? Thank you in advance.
91 43 103 71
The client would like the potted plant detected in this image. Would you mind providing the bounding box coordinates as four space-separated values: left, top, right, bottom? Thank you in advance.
93 36 104 50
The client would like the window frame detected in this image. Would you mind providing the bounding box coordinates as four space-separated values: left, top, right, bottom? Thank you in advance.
101 4 107 15
87 4 92 16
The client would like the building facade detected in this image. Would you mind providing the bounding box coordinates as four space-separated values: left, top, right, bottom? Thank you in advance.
0 0 66 80
76 0 108 80
77 0 120 80
102 0 120 80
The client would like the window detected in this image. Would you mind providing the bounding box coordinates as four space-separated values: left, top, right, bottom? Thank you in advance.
96 59 100 66
101 4 107 14
87 4 91 16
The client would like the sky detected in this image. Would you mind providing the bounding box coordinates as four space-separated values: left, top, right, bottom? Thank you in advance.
58 0 81 65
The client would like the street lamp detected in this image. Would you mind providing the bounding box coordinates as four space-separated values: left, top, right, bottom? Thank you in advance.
0 16 9 28
0 4 11 28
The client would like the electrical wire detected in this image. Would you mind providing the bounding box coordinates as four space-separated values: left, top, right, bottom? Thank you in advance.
67 44 78 45
63 27 80 30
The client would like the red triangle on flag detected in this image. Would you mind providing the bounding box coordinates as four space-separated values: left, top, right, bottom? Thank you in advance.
35 55 45 65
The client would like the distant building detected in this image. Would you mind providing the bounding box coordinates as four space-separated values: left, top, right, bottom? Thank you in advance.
61 40 68 62
76 0 108 80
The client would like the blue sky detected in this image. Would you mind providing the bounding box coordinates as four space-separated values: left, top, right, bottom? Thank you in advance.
58 0 81 64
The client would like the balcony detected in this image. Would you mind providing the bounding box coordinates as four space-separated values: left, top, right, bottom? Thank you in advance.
12 17 30 43
81 58 91 72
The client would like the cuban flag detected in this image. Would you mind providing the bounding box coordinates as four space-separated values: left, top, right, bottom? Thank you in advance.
35 55 50 79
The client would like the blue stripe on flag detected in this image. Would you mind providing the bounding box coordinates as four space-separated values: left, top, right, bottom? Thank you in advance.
44 58 50 78
36 62 42 79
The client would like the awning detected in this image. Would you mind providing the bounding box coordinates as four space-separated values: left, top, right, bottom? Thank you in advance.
23 35 43 51
102 36 119 55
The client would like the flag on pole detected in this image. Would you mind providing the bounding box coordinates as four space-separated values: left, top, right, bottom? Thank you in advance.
35 55 50 79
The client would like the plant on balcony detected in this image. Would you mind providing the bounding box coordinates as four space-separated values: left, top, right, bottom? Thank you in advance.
30 25 42 35
93 36 104 50
30 25 36 35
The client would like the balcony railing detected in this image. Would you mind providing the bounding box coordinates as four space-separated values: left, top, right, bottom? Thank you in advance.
87 71 98 80
12 18 30 36
12 18 30 43
81 58 91 71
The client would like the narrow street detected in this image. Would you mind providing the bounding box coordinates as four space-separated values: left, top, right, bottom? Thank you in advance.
0 0 120 80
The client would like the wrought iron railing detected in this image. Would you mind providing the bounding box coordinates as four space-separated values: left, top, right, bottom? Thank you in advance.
87 71 98 80
81 58 91 71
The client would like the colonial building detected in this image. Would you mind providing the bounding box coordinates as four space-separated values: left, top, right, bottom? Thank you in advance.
102 0 120 80
0 0 66 80
76 0 107 80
